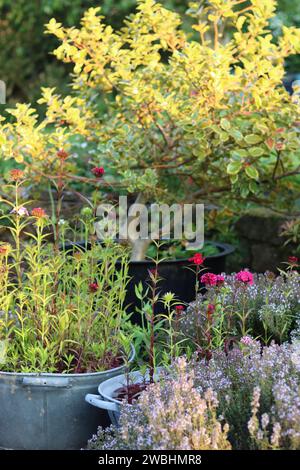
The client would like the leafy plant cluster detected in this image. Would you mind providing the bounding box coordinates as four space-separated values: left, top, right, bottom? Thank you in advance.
88 339 300 450
1 1 299 104
36 1 300 209
1 0 300 262
0 175 131 373
180 269 300 352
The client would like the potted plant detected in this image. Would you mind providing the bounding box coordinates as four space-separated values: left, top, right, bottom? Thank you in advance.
87 340 300 450
85 267 189 423
87 358 232 450
0 171 134 450
86 268 300 435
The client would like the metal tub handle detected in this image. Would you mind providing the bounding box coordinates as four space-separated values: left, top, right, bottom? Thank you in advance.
85 393 119 412
21 377 71 388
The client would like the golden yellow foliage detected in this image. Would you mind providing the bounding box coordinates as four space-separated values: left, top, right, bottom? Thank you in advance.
1 0 300 207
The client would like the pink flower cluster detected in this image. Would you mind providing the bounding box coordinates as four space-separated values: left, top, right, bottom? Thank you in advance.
200 273 225 287
199 271 254 287
235 270 254 286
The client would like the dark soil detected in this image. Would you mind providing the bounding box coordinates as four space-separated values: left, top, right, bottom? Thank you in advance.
113 382 150 404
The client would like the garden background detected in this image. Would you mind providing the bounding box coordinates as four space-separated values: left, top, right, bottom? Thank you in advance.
1 0 299 271
0 0 300 451
1 0 299 105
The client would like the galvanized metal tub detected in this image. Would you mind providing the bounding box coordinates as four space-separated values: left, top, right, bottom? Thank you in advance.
0 346 135 450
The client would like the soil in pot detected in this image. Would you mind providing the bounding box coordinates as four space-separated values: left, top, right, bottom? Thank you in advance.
113 382 149 404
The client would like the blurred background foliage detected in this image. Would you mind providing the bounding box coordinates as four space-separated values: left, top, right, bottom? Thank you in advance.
1 0 300 106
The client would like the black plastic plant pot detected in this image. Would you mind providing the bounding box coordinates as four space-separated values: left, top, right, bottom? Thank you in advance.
116 242 235 324
62 240 234 325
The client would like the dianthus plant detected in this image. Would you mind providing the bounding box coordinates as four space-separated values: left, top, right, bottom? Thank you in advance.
181 270 300 349
0 174 131 373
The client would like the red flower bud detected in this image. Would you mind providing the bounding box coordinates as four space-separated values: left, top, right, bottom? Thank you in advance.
92 167 105 177
57 149 69 159
149 268 158 277
175 305 185 314
0 244 11 255
207 304 215 315
89 282 99 293
189 253 205 265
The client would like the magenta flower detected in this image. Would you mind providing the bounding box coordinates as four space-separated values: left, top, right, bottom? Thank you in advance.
216 274 225 286
235 270 254 286
175 305 185 313
200 272 218 286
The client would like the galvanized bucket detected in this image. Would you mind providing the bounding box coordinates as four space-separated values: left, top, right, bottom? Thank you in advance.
0 346 135 450
85 368 162 426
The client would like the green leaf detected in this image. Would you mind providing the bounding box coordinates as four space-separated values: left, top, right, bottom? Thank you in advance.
220 118 231 131
255 122 269 134
229 129 243 141
241 185 250 198
220 131 230 142
245 165 259 179
249 180 259 194
245 134 263 145
248 147 265 157
211 124 222 135
231 149 248 158
227 161 242 175
134 282 144 300
230 174 239 184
